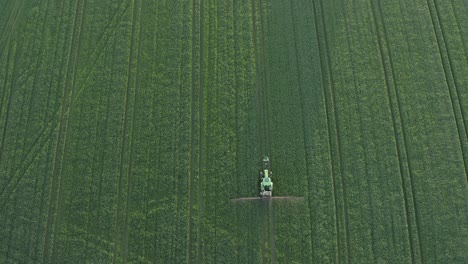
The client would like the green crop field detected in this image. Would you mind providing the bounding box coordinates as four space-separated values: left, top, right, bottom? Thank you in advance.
1 0 467 263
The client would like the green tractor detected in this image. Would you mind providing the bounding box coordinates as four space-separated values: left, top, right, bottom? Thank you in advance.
260 156 273 197
231 155 303 202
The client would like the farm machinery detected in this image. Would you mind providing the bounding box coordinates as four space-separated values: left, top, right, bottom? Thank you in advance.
259 156 273 197
231 156 302 202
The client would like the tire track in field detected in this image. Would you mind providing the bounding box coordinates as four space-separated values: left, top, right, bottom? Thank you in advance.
23 3 51 255
172 2 188 262
0 0 132 109
72 0 132 104
90 39 115 259
10 87 32 182
313 0 349 263
233 0 241 206
0 0 23 61
94 81 113 257
451 3 468 184
0 127 58 213
0 42 12 133
336 6 355 263
51 1 87 260
252 0 264 161
83 56 105 260
14 2 46 146
371 1 423 262
258 1 274 260
393 2 432 261
268 198 276 263
259 201 266 263
259 0 276 261
33 142 55 261
122 1 143 262
0 5 15 63
0 2 16 45
0 116 58 207
426 0 468 181
0 2 27 170
21 0 50 169
251 0 266 261
449 1 468 66
42 0 85 261
15 1 50 256
0 0 130 203
168 2 181 259
29 146 51 260
33 3 69 259
112 0 139 262
289 1 315 262
188 0 199 261
1 0 68 202
345 3 378 261
309 0 342 262
22 1 49 142
174 1 188 260
259 0 271 158
82 13 119 256
197 0 205 262
42 0 69 126
53 0 88 260
0 32 19 219
0 29 50 207
0 0 22 42
4 193 18 262
25 0 50 245
306 1 330 262
0 38 17 173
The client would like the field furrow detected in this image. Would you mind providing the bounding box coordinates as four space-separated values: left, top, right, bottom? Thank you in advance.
111 0 140 262
123 0 144 262
47 1 87 262
0 0 23 61
309 1 341 262
197 0 205 262
316 0 349 262
0 41 17 177
188 0 199 262
369 1 418 262
0 2 16 46
426 0 468 179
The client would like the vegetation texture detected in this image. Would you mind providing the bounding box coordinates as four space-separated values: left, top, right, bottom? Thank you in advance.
1 0 467 263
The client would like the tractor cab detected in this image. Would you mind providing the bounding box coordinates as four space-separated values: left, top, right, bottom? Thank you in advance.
263 177 272 190
260 174 273 197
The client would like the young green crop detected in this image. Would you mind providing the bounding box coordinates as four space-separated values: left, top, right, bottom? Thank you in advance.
0 0 467 263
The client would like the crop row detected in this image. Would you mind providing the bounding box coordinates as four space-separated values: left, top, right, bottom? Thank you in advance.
262 0 468 263
0 0 268 263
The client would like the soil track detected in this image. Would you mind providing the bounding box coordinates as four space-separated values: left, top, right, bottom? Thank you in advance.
0 0 24 60
197 0 205 262
371 1 425 262
256 0 276 261
43 0 85 261
268 199 276 263
110 0 142 262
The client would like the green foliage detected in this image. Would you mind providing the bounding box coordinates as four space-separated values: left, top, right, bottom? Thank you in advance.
0 0 467 263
